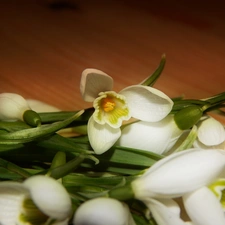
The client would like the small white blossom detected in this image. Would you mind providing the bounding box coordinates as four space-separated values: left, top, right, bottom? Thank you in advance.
80 69 173 154
131 149 225 199
183 186 225 225
0 175 72 225
73 197 136 225
194 117 225 149
0 93 31 121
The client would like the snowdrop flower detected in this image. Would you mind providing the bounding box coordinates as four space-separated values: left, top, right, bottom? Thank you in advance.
145 198 189 225
193 117 225 149
117 115 183 154
0 175 72 225
73 197 136 225
80 69 173 154
0 93 42 126
0 93 31 121
131 148 225 200
183 186 225 225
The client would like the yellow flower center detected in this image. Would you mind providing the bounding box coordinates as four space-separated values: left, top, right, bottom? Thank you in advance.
93 91 131 128
102 97 116 112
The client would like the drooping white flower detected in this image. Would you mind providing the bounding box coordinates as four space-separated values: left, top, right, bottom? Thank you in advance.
73 197 136 225
80 69 173 154
131 149 225 200
0 93 31 121
0 175 72 225
117 115 183 154
183 186 225 225
145 198 188 225
193 117 225 149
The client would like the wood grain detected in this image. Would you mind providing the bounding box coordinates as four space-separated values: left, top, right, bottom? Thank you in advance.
0 0 225 114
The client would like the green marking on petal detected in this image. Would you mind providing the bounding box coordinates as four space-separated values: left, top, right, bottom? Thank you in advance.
93 91 131 128
20 198 49 225
209 179 225 210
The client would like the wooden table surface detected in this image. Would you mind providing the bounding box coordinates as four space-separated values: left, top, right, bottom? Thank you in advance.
1 0 225 114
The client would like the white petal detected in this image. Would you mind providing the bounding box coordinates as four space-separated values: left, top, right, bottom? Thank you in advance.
88 116 121 154
80 69 113 102
27 99 61 112
145 199 187 225
0 182 29 225
117 115 183 154
197 117 225 146
23 175 72 220
73 197 135 225
119 85 173 122
0 93 30 121
132 149 225 199
183 186 225 225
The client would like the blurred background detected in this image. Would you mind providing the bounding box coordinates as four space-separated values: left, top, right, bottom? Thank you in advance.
0 0 225 111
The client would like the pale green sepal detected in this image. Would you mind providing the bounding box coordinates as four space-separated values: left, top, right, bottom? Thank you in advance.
0 110 84 144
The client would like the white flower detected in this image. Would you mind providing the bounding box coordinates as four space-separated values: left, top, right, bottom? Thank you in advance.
131 149 225 200
193 117 225 149
0 93 31 121
117 115 183 154
73 197 136 225
145 198 188 225
0 175 72 225
80 69 173 154
183 186 225 225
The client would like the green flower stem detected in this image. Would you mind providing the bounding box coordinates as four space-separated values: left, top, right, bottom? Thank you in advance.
141 54 166 86
0 110 84 144
0 158 31 178
38 108 94 123
202 92 225 111
49 154 86 179
108 183 134 201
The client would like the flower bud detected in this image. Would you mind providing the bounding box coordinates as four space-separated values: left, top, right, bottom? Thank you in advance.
0 93 41 126
174 106 203 130
73 197 136 225
0 93 30 121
